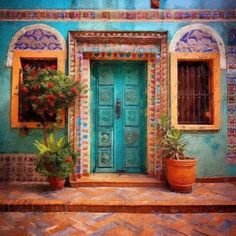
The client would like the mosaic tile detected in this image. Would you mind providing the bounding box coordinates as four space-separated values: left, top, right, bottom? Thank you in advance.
227 45 236 165
0 154 45 182
0 10 236 22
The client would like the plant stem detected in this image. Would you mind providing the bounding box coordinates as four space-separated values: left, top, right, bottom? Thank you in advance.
42 122 48 147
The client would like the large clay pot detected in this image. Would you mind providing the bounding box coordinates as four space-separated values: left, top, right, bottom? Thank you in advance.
47 176 65 190
166 158 197 193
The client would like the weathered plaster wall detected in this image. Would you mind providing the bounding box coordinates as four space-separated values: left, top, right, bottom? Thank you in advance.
0 0 235 178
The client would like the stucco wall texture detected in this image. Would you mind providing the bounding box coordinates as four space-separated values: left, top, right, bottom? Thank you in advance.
0 0 235 178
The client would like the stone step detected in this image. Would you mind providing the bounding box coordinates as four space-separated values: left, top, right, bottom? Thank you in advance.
1 198 236 213
71 173 162 187
0 181 236 214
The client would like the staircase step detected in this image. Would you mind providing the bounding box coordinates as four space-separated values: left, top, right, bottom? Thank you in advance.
71 173 162 187
0 181 236 214
1 199 236 213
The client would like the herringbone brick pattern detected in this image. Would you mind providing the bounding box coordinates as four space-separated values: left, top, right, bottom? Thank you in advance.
1 182 236 203
1 182 236 213
0 212 236 235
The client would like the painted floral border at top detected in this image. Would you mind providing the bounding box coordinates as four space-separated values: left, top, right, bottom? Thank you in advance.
0 10 236 22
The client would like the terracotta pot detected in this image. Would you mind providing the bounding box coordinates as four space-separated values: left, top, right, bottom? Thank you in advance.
47 176 65 190
166 158 197 193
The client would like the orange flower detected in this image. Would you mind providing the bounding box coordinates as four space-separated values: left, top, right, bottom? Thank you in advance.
64 156 72 163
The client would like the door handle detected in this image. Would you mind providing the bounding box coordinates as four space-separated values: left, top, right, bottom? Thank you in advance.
115 98 121 119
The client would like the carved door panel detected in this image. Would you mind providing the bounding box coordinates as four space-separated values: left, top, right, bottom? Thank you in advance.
91 61 146 173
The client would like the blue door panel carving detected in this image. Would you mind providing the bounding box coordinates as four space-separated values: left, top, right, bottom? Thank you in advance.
125 108 139 126
98 65 114 85
125 87 139 105
124 148 140 168
98 107 113 126
98 129 113 147
98 149 113 168
99 86 113 105
125 128 139 146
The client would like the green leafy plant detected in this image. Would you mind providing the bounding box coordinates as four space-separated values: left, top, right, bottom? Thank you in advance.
158 114 188 160
34 133 78 178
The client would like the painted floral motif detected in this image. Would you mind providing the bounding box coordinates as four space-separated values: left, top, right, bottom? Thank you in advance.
125 130 139 145
175 29 219 53
100 152 111 165
14 28 63 50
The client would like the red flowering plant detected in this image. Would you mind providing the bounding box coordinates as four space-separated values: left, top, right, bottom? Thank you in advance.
19 63 81 180
19 63 81 143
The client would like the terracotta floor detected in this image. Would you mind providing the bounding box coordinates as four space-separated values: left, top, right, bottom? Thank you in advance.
0 181 236 235
1 212 236 235
1 181 236 212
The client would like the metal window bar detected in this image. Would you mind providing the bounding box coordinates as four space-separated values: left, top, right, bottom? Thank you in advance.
177 61 212 125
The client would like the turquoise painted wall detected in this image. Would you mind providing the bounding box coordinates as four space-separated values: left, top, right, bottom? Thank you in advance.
0 0 235 177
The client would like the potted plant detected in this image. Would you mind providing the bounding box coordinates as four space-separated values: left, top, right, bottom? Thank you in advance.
158 115 197 193
34 132 78 189
19 64 82 189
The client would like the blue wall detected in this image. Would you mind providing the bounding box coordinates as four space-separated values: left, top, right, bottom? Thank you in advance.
0 0 235 177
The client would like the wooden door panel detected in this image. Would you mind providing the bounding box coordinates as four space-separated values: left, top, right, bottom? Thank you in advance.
124 148 140 168
98 87 114 105
98 107 113 127
125 87 139 105
125 108 139 126
98 149 113 168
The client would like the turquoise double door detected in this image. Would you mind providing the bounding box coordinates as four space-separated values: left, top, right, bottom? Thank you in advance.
91 61 146 173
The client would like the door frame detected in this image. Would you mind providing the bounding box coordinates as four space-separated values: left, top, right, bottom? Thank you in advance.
68 31 168 179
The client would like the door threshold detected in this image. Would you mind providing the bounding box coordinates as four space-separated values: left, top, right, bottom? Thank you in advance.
71 173 163 187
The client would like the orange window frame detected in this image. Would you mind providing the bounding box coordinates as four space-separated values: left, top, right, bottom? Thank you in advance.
170 52 221 131
11 50 65 128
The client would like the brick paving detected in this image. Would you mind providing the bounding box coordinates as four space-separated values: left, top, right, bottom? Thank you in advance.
0 180 236 235
0 212 236 235
0 182 236 213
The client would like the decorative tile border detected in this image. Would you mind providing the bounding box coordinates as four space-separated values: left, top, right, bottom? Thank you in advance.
227 46 236 165
0 154 45 182
69 31 167 178
0 10 236 22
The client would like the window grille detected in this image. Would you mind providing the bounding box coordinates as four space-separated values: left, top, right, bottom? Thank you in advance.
177 61 212 125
